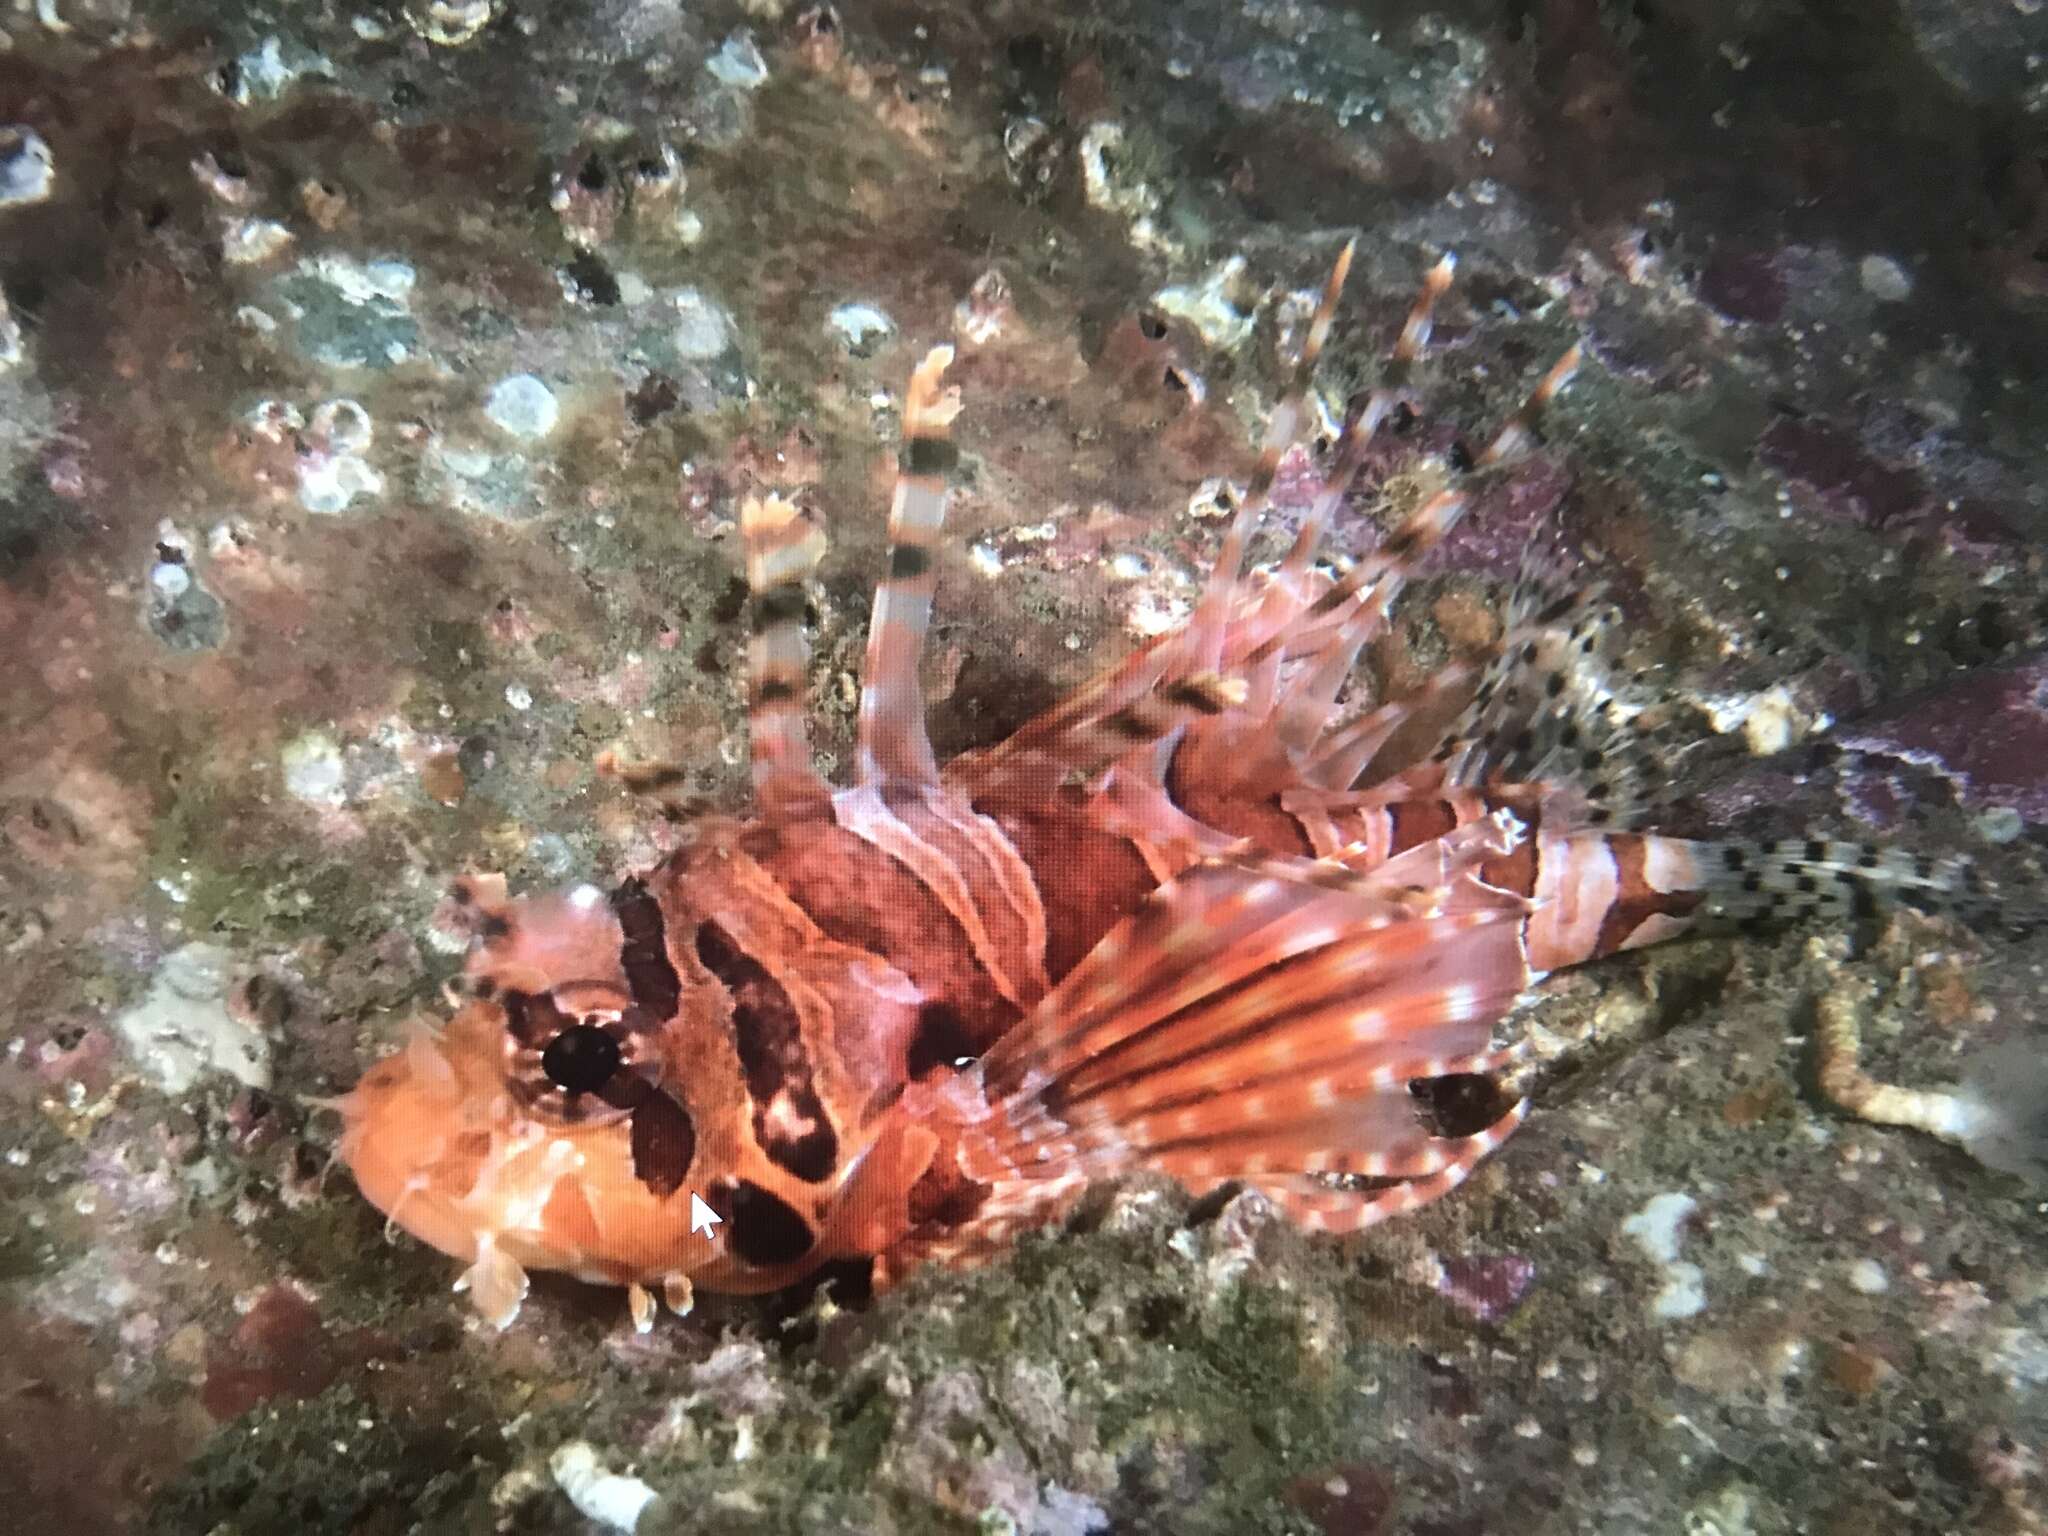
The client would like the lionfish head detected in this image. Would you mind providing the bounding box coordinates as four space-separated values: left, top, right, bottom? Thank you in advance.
333 872 711 1327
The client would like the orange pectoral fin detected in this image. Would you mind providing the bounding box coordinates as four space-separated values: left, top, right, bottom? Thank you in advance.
822 1118 941 1261
956 840 1534 1238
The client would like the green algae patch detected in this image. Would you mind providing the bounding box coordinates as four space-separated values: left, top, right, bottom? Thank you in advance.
149 1383 504 1536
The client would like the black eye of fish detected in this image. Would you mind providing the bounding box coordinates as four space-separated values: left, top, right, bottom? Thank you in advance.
542 1022 622 1095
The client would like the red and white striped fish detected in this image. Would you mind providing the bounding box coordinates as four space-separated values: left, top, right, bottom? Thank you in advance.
332 245 2003 1329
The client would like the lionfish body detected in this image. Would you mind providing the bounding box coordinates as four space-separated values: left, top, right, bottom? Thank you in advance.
338 249 1995 1329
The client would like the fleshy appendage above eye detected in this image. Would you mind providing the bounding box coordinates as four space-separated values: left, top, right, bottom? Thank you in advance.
499 982 657 1125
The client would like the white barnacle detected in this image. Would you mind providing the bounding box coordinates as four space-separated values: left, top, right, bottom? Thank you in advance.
549 1442 659 1532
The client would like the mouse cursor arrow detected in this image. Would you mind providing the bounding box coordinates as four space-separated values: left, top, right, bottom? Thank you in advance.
689 1193 723 1238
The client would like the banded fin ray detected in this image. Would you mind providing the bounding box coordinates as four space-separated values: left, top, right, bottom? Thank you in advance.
858 346 963 788
740 491 831 810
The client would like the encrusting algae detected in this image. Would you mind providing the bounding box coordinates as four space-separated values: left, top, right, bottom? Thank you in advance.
333 246 2036 1331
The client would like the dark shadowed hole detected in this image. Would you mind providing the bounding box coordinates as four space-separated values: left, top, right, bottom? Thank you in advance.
1410 1073 1510 1139
1006 33 1048 74
1976 600 2011 654
562 249 621 306
711 574 749 625
1137 1292 1184 1340
905 1000 977 1079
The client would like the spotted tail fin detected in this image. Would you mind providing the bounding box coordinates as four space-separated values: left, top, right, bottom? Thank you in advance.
1515 826 2038 974
943 815 1535 1246
1687 838 2035 937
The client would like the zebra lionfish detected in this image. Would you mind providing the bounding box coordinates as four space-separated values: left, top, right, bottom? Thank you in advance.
334 244 2004 1330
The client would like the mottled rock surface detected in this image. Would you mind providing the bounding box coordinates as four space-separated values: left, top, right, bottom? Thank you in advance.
2 2 2046 1533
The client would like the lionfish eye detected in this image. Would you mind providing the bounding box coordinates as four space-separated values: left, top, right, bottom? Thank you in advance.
543 1022 623 1095
500 987 648 1124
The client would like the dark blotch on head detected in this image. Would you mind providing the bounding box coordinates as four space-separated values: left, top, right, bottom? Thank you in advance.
611 877 682 1020
627 370 681 425
503 989 573 1047
725 1179 815 1267
630 1089 696 1198
695 921 840 1182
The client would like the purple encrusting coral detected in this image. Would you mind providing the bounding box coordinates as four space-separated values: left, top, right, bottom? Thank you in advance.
2 0 2047 1533
1433 1253 1538 1326
1837 654 2048 824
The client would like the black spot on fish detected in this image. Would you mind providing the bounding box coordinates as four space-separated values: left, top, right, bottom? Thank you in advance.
611 877 682 1020
630 1089 696 1198
724 1179 815 1267
695 921 839 1182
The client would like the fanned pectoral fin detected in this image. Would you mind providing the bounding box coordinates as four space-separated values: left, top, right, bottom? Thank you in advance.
453 1235 531 1330
953 830 1535 1241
